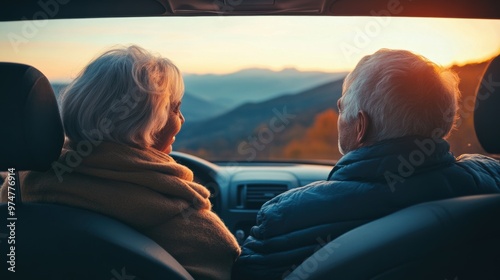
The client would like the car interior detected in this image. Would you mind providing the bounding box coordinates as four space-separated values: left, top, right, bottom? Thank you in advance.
1 1 500 280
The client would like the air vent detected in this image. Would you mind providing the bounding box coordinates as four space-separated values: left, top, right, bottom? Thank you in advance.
236 183 288 210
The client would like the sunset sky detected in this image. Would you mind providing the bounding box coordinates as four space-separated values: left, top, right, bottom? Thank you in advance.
1 16 500 81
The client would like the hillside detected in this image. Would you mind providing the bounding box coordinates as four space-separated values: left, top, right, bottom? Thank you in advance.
175 77 345 160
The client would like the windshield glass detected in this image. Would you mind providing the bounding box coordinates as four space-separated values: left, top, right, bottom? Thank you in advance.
1 16 499 162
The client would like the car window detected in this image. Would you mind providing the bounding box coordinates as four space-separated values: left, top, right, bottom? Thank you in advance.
1 16 499 162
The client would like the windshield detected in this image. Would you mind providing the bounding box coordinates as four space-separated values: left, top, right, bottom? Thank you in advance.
1 16 499 162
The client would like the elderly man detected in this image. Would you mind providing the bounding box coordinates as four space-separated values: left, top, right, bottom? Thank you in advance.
232 49 500 280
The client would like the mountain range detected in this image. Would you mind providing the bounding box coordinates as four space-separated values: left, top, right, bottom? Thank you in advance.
175 77 345 158
183 67 347 108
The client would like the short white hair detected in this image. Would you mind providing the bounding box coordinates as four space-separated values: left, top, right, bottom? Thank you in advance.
340 48 460 141
61 45 184 148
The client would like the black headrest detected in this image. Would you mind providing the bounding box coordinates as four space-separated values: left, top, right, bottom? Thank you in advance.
0 62 64 171
474 55 500 154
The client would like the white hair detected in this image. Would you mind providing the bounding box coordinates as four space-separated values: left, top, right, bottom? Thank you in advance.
60 45 184 148
340 48 460 141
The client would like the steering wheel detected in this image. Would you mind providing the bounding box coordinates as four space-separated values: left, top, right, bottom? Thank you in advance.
170 151 223 214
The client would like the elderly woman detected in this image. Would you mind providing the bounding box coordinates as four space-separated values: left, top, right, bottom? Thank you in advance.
1 45 240 279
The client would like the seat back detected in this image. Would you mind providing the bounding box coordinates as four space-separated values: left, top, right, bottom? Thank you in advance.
0 62 64 171
474 54 500 154
0 62 193 280
0 203 193 280
286 194 500 280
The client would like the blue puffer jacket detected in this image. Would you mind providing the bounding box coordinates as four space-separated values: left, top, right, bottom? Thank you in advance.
232 136 500 280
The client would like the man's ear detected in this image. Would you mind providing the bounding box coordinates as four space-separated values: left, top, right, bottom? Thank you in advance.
356 110 370 144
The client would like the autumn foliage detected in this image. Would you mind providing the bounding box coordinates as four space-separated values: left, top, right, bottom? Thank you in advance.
283 109 341 160
283 59 496 160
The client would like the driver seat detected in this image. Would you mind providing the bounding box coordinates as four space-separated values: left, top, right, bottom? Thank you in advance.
286 55 500 280
0 62 193 280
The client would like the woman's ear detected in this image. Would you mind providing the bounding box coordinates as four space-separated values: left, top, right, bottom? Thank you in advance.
356 110 370 144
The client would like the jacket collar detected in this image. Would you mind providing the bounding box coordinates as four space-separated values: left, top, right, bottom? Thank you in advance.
328 136 456 182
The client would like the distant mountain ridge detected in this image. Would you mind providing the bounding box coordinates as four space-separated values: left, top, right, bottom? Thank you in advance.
183 67 347 108
181 93 229 121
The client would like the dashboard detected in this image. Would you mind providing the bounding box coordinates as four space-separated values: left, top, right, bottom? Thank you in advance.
170 151 333 243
